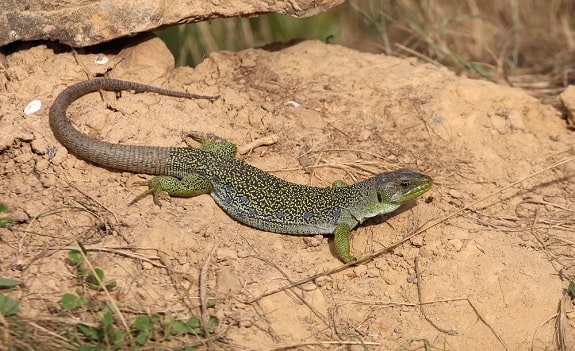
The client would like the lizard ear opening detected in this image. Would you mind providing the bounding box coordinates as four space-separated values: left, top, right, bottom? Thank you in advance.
377 192 383 203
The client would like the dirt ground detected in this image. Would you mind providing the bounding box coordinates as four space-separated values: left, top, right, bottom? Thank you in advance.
1 36 574 350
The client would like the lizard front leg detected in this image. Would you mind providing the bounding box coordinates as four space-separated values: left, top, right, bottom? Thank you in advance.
334 222 358 263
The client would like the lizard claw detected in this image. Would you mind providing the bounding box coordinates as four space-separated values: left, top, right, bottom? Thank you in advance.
129 181 170 207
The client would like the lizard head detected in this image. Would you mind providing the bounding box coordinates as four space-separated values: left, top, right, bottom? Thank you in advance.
374 168 433 205
349 168 432 224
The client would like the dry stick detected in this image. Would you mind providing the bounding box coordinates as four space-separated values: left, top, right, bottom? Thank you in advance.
246 238 332 322
264 340 381 351
68 183 119 223
75 243 133 342
157 251 197 313
60 245 167 268
343 295 509 350
532 313 560 351
467 300 509 350
414 257 457 336
199 244 218 333
0 313 9 351
555 292 569 351
18 203 48 255
341 297 469 307
253 255 332 329
248 156 575 304
311 148 396 161
20 203 119 272
25 320 75 348
532 310 575 351
237 134 281 155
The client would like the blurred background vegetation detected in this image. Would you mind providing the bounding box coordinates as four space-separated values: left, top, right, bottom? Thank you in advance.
157 0 575 94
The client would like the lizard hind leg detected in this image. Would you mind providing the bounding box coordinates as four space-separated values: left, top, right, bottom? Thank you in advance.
130 173 213 206
182 131 237 158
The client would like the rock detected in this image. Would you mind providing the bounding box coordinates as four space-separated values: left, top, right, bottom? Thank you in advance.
0 0 344 47
109 34 175 82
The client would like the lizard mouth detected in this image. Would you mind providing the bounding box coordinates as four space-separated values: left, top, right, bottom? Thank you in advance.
390 176 433 203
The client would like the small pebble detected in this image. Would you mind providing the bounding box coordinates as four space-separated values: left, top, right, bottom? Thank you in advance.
261 102 275 112
366 268 380 278
24 100 41 115
447 239 463 252
123 214 140 227
238 319 252 328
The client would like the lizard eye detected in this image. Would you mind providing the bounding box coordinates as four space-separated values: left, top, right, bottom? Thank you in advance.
400 181 410 189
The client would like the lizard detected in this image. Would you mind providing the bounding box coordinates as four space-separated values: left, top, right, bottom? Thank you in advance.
49 78 433 263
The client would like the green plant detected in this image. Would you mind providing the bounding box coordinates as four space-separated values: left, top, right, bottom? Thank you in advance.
61 291 90 311
76 308 126 350
69 307 218 349
67 248 117 290
0 277 21 317
0 203 12 227
60 249 219 349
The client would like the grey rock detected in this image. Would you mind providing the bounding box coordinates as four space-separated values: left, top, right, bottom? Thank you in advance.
0 0 344 47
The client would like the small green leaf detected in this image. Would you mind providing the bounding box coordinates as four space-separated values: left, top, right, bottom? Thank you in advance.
0 204 11 228
101 310 114 328
61 292 88 311
206 300 217 308
0 216 12 228
161 313 175 327
61 293 82 311
76 267 89 279
150 313 161 323
86 268 105 286
170 320 189 335
185 316 201 330
205 315 219 332
108 328 125 347
135 329 150 346
78 323 102 340
568 281 575 297
104 279 117 289
0 294 20 316
133 315 151 331
68 250 84 266
99 310 125 346
0 277 21 288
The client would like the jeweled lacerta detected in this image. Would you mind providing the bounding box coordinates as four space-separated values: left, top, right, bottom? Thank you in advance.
49 78 432 263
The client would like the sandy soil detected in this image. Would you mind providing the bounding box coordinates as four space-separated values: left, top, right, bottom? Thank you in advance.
1 36 574 350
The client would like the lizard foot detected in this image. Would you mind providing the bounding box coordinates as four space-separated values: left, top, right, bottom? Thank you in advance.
129 181 171 206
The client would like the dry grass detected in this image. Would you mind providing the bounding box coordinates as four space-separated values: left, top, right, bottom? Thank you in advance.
158 0 575 91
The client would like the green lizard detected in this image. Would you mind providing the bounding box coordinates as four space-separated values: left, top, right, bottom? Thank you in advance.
49 78 432 263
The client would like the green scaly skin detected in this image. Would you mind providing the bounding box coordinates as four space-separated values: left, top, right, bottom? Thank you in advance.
49 78 433 263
